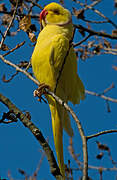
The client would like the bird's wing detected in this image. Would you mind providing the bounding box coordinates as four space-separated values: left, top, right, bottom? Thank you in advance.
49 34 69 77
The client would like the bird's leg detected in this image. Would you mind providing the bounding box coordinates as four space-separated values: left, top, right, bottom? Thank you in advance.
33 83 50 103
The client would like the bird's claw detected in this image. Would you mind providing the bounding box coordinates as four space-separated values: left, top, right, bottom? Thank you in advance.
33 83 50 103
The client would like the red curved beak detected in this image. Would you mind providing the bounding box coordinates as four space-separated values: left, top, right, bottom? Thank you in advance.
40 9 48 21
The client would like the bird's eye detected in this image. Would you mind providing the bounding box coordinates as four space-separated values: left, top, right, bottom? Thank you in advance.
53 9 60 14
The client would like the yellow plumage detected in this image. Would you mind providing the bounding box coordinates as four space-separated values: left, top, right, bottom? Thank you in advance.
31 2 85 178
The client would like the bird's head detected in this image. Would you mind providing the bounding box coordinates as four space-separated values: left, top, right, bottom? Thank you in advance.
40 2 72 28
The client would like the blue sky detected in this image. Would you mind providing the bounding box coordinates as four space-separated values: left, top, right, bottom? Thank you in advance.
0 0 117 179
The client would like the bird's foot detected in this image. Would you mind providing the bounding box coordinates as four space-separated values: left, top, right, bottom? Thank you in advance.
33 83 50 103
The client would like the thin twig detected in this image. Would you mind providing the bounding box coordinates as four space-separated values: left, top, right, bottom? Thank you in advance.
68 138 84 171
102 83 115 95
0 0 18 49
0 55 39 86
104 48 117 52
26 0 43 10
83 19 108 24
32 151 45 178
103 51 117 55
3 41 25 57
2 71 18 83
85 89 117 103
0 10 39 19
102 48 117 55
87 129 117 140
73 34 91 47
73 165 117 172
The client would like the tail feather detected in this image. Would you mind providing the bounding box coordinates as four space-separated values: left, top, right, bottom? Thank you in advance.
68 75 85 105
48 96 65 179
63 109 74 137
77 76 85 101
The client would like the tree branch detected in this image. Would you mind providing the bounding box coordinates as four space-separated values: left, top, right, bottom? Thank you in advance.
73 34 91 47
87 129 117 140
0 10 39 19
26 0 43 10
0 55 39 85
2 41 25 57
85 89 117 103
0 93 62 180
74 24 117 40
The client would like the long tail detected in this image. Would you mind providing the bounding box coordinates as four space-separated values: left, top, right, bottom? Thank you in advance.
48 95 65 179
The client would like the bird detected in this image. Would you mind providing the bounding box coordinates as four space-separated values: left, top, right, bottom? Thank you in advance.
31 2 85 179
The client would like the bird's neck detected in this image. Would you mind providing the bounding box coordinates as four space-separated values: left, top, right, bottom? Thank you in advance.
44 23 73 40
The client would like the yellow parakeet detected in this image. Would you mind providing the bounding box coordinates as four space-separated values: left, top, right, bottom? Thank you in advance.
31 2 85 179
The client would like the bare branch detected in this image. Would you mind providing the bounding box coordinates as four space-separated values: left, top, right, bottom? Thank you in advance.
0 10 39 19
73 163 117 171
103 51 117 55
83 19 108 24
85 90 117 103
32 151 45 178
26 0 43 10
103 48 117 55
74 24 117 40
87 129 117 140
73 34 91 47
102 83 115 94
3 41 25 57
0 55 39 85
